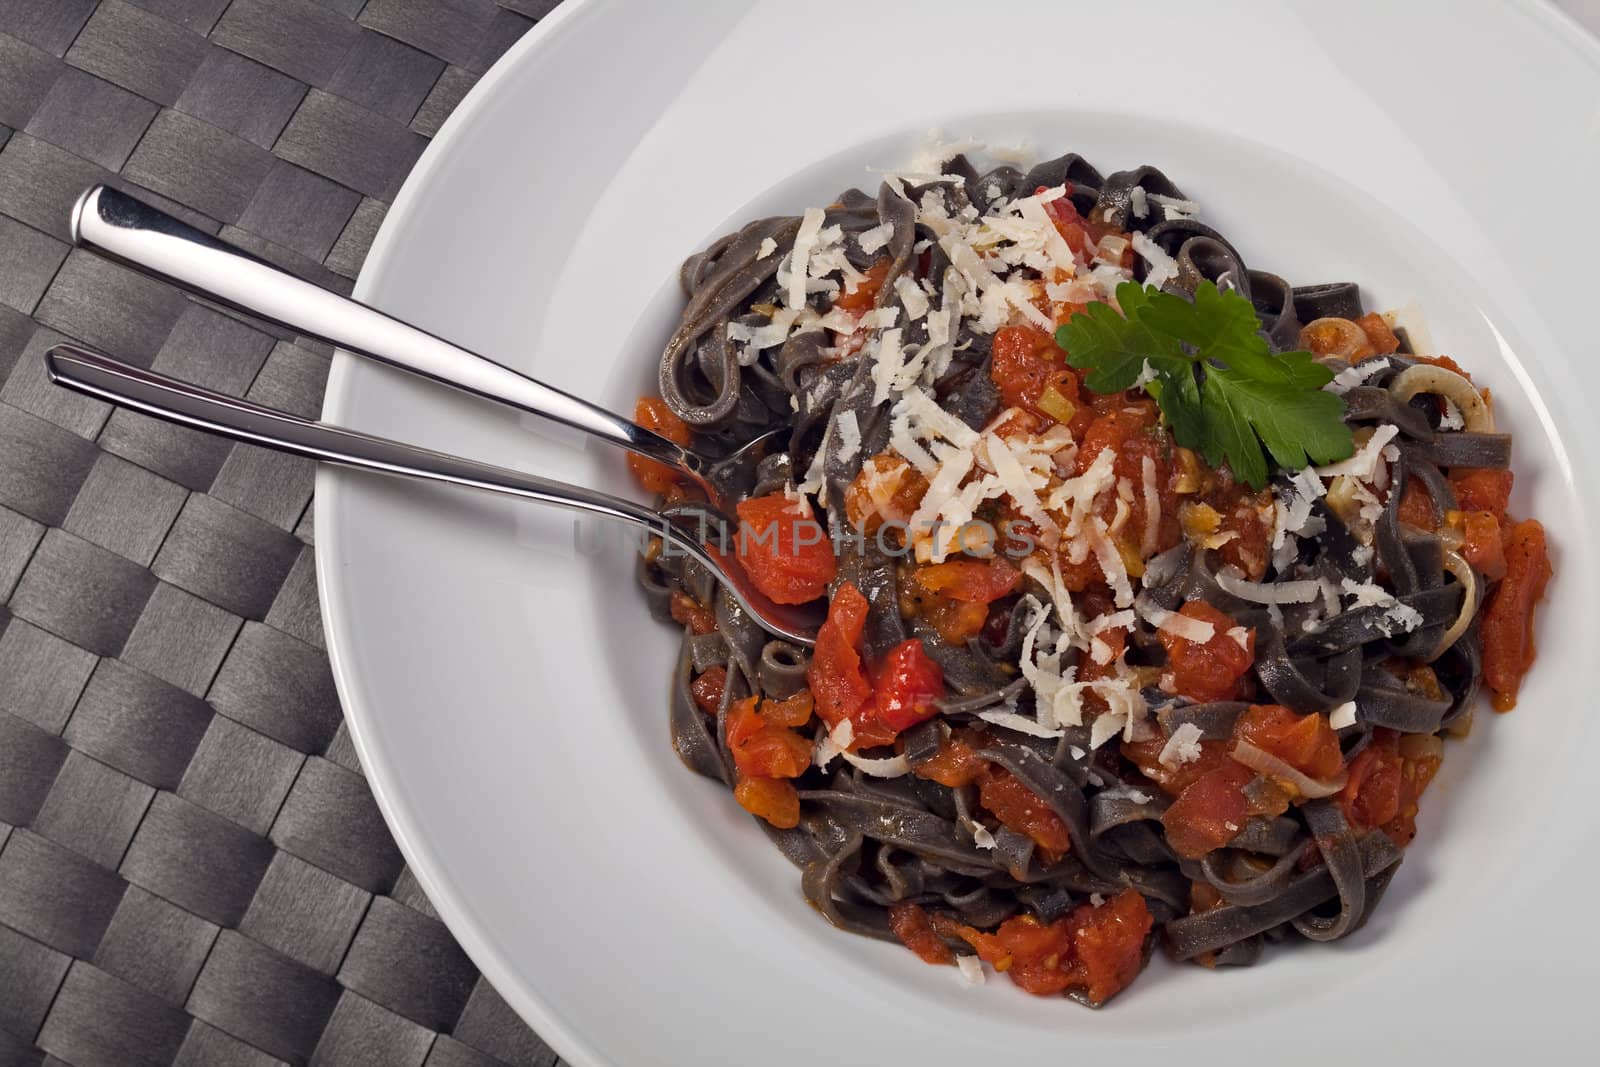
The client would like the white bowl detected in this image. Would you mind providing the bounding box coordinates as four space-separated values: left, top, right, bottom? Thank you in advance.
318 1 1600 1063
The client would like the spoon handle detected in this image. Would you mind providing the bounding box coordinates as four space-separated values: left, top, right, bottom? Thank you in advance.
43 344 820 647
70 185 697 474
45 342 664 529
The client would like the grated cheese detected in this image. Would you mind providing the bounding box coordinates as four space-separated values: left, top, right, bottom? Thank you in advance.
1158 722 1206 768
1327 357 1390 394
956 955 986 986
1316 424 1400 481
894 273 930 320
831 719 854 749
1130 231 1178 291
1439 397 1465 431
1328 701 1358 730
785 207 827 311
1130 186 1148 219
857 222 893 255
834 410 861 465
756 237 776 260
977 709 1064 738
840 749 912 777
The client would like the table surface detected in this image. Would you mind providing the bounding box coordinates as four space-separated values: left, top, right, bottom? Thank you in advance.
0 2 563 1065
0 2 1593 1065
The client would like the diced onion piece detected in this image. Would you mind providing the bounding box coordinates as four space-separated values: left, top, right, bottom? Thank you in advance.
1231 740 1348 798
1037 384 1077 425
1388 364 1494 433
1299 317 1371 360
840 749 912 778
1213 568 1322 604
1432 547 1479 659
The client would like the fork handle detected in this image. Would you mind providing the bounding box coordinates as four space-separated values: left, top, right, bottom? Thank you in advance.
70 185 696 474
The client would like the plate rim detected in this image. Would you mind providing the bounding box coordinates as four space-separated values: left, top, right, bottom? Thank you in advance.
315 3 1600 1064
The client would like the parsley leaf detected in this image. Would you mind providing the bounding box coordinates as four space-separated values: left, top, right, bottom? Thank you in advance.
1053 280 1353 488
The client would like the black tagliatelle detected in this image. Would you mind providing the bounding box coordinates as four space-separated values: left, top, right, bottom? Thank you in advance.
634 150 1549 1004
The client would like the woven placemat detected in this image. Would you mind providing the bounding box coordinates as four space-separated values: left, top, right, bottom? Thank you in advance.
0 2 566 1064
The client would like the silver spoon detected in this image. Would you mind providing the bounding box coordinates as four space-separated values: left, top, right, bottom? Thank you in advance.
70 185 779 507
44 343 822 646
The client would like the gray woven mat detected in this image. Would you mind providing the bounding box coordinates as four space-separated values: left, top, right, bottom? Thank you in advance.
0 2 569 1064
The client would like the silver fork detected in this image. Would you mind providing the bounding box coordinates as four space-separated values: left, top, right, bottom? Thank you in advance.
70 185 780 507
45 343 822 646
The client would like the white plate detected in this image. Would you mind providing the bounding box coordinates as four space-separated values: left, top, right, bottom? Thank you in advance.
317 1 1600 1063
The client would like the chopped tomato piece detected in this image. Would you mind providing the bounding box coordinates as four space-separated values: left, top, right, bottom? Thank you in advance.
977 765 1073 856
735 493 837 605
1067 889 1154 1005
690 666 726 715
1354 312 1400 355
1234 704 1344 781
1455 509 1507 580
832 258 891 313
843 453 928 535
1042 189 1093 259
869 639 945 733
726 696 812 779
1418 353 1473 380
930 912 1009 968
927 890 1152 1003
761 689 814 729
912 727 989 788
734 775 800 828
1482 519 1551 710
945 912 1077 995
1339 729 1438 846
989 323 1085 429
994 915 1077 996
1122 734 1231 796
668 590 717 635
806 583 894 748
1396 477 1436 530
1340 735 1403 830
888 902 953 965
1158 601 1255 702
913 558 1023 603
1448 468 1513 519
1207 481 1275 580
1161 761 1252 859
626 397 692 494
908 559 1024 645
1076 407 1151 475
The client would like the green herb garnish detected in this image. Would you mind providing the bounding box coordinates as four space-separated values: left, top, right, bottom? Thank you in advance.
1053 280 1354 489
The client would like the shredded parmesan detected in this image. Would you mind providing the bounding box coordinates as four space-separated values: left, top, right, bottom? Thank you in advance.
1329 701 1358 730
956 955 986 986
1130 231 1177 291
1327 357 1390 394
1316 424 1400 481
826 415 856 469
1130 186 1148 219
857 222 892 255
1158 722 1206 768
977 709 1064 738
784 207 826 310
840 749 911 778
